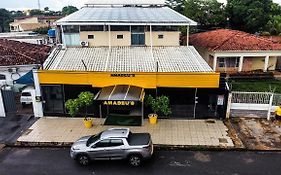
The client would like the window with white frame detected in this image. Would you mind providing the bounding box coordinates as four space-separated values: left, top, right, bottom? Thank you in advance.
218 57 240 68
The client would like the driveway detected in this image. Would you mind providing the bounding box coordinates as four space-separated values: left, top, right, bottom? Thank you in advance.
0 115 37 144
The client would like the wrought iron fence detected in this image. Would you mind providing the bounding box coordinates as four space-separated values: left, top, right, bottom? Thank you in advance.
231 91 272 104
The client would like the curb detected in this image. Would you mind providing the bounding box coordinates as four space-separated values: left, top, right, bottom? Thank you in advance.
10 141 281 152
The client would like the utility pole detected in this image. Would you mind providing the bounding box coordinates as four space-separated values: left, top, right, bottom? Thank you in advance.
38 0 41 10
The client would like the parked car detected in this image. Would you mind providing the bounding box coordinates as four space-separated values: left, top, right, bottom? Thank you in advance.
20 86 34 106
70 128 153 166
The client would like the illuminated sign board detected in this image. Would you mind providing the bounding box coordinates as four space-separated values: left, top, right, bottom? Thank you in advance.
103 101 135 106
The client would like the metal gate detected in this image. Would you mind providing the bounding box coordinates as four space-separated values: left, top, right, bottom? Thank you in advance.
1 90 17 114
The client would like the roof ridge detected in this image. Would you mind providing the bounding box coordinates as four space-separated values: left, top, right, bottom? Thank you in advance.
212 29 240 51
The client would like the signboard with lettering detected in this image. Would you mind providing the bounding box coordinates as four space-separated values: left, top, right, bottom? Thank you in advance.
103 101 136 106
110 74 135 77
217 95 224 106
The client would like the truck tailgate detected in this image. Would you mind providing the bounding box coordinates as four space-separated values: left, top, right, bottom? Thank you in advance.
128 133 151 146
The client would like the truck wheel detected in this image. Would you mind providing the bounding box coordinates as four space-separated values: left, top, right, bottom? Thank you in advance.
77 154 90 166
128 155 142 167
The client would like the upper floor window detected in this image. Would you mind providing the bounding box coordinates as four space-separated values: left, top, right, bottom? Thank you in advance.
158 34 164 39
152 26 179 31
88 35 94 39
80 25 104 31
0 74 6 80
63 25 79 33
111 26 130 31
117 35 123 39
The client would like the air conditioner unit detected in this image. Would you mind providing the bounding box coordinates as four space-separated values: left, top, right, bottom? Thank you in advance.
80 41 89 47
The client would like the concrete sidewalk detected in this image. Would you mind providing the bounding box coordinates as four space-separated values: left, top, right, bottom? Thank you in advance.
17 117 234 148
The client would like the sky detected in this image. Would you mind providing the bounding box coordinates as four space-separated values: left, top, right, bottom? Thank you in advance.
0 0 281 11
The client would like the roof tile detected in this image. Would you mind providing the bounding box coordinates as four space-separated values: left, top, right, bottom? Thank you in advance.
0 39 51 66
189 29 281 51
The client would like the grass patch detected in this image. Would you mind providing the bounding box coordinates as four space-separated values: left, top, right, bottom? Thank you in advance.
230 79 281 93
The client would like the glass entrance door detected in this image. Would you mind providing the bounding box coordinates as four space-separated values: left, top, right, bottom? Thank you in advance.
42 85 64 114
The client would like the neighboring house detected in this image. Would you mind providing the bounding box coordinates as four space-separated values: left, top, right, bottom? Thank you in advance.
35 0 227 121
189 29 281 73
0 32 48 45
0 39 51 89
264 36 281 70
9 16 62 32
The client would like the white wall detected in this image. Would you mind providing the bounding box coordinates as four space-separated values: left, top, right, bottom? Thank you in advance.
0 90 5 117
0 65 35 91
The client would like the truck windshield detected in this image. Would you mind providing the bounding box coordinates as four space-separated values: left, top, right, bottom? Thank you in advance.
22 92 31 96
86 132 101 146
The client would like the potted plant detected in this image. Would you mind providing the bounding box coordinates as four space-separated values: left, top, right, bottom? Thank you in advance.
145 95 172 124
65 91 95 128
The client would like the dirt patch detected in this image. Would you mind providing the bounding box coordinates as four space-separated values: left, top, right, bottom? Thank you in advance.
224 119 245 148
229 118 281 150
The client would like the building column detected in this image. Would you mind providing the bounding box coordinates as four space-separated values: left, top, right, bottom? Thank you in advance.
32 69 44 118
108 25 111 49
186 26 189 46
60 25 66 46
0 90 6 117
264 55 270 72
213 56 217 71
150 25 153 52
238 56 244 72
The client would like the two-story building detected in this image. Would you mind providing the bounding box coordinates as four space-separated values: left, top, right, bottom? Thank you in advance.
34 0 227 125
10 16 62 32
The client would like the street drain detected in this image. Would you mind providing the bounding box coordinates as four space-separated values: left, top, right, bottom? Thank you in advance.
219 138 228 143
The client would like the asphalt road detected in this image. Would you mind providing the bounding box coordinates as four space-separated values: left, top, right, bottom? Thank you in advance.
0 147 281 175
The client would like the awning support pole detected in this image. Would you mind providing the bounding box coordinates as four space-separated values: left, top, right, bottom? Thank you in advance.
108 25 111 49
193 88 198 119
142 101 144 125
99 104 103 125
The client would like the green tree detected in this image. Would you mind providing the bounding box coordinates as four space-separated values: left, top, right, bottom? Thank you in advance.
62 6 78 16
10 10 24 18
166 0 185 14
265 3 281 35
0 8 12 32
184 0 227 30
30 9 44 16
44 7 49 12
33 27 50 34
226 0 273 33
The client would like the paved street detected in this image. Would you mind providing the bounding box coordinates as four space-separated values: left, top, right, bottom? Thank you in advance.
0 147 280 175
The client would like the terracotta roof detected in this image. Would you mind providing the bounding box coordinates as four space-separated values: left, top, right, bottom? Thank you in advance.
189 29 281 51
15 15 62 20
20 23 48 31
0 39 51 66
262 36 281 44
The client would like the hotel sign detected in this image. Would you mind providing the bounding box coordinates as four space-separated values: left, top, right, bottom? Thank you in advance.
103 101 136 106
110 74 135 77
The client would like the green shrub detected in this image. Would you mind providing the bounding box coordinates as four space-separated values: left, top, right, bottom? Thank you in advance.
146 95 172 116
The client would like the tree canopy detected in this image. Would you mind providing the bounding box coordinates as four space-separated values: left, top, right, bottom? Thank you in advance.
184 0 227 30
62 6 78 16
0 8 12 32
226 0 273 33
